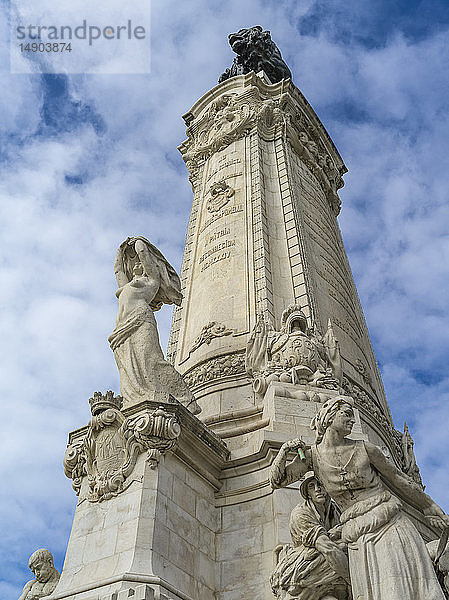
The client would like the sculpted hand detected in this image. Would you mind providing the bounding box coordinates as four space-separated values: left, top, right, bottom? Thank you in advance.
328 524 343 541
424 505 449 530
282 438 306 452
315 535 350 583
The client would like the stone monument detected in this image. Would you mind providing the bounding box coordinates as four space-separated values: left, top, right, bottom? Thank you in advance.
18 26 449 600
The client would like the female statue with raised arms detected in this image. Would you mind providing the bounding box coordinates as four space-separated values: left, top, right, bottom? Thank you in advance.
270 396 449 600
108 236 200 414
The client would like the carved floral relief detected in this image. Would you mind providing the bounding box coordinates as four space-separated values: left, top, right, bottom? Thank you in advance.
190 321 234 353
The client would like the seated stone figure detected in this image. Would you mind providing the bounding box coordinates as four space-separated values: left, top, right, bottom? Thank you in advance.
271 470 351 600
18 548 60 600
271 397 449 600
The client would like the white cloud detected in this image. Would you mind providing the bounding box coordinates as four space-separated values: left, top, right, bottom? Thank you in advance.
1 1 449 597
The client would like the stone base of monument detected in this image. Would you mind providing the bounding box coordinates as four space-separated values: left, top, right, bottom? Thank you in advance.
47 399 228 600
46 384 440 600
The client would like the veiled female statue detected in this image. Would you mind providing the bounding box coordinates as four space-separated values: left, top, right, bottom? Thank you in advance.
271 470 351 600
108 236 200 414
270 396 449 600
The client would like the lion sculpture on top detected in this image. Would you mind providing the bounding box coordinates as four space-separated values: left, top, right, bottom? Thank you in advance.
219 26 292 84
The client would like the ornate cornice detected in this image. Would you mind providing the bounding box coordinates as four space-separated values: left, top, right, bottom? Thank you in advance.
63 395 180 502
178 74 345 214
179 87 284 178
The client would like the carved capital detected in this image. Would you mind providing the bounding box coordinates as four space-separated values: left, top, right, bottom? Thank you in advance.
64 393 180 502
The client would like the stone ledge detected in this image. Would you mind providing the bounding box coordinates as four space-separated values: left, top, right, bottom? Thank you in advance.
66 397 230 494
47 574 195 600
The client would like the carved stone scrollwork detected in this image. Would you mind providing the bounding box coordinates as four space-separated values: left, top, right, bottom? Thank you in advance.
294 128 343 215
355 358 372 386
181 87 284 172
190 321 234 353
63 391 180 502
63 439 86 495
183 93 254 165
183 351 246 389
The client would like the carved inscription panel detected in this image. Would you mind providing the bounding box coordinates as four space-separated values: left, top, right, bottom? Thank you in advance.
289 150 374 372
179 141 250 364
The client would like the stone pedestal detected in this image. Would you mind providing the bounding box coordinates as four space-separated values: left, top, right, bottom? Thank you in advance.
48 400 228 600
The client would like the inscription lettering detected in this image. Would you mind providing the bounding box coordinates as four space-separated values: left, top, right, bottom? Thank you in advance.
218 157 242 167
333 315 371 363
207 170 243 184
205 227 231 246
199 204 244 234
199 240 236 264
200 251 231 272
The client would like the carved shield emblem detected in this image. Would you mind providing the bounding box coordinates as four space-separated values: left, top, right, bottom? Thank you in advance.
206 181 234 213
64 396 181 503
273 333 320 374
94 426 126 475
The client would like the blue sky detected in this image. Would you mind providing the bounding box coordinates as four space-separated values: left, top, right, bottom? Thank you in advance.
1 1 449 597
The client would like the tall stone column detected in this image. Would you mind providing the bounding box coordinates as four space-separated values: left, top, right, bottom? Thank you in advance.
36 30 440 600
168 70 399 461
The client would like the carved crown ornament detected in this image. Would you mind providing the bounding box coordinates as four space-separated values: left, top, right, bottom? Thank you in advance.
63 391 181 502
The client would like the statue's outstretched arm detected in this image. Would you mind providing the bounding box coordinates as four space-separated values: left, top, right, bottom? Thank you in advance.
270 438 311 489
365 441 449 529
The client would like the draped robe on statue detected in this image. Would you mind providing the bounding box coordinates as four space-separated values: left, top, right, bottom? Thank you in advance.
271 497 348 600
312 440 445 600
108 237 200 414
